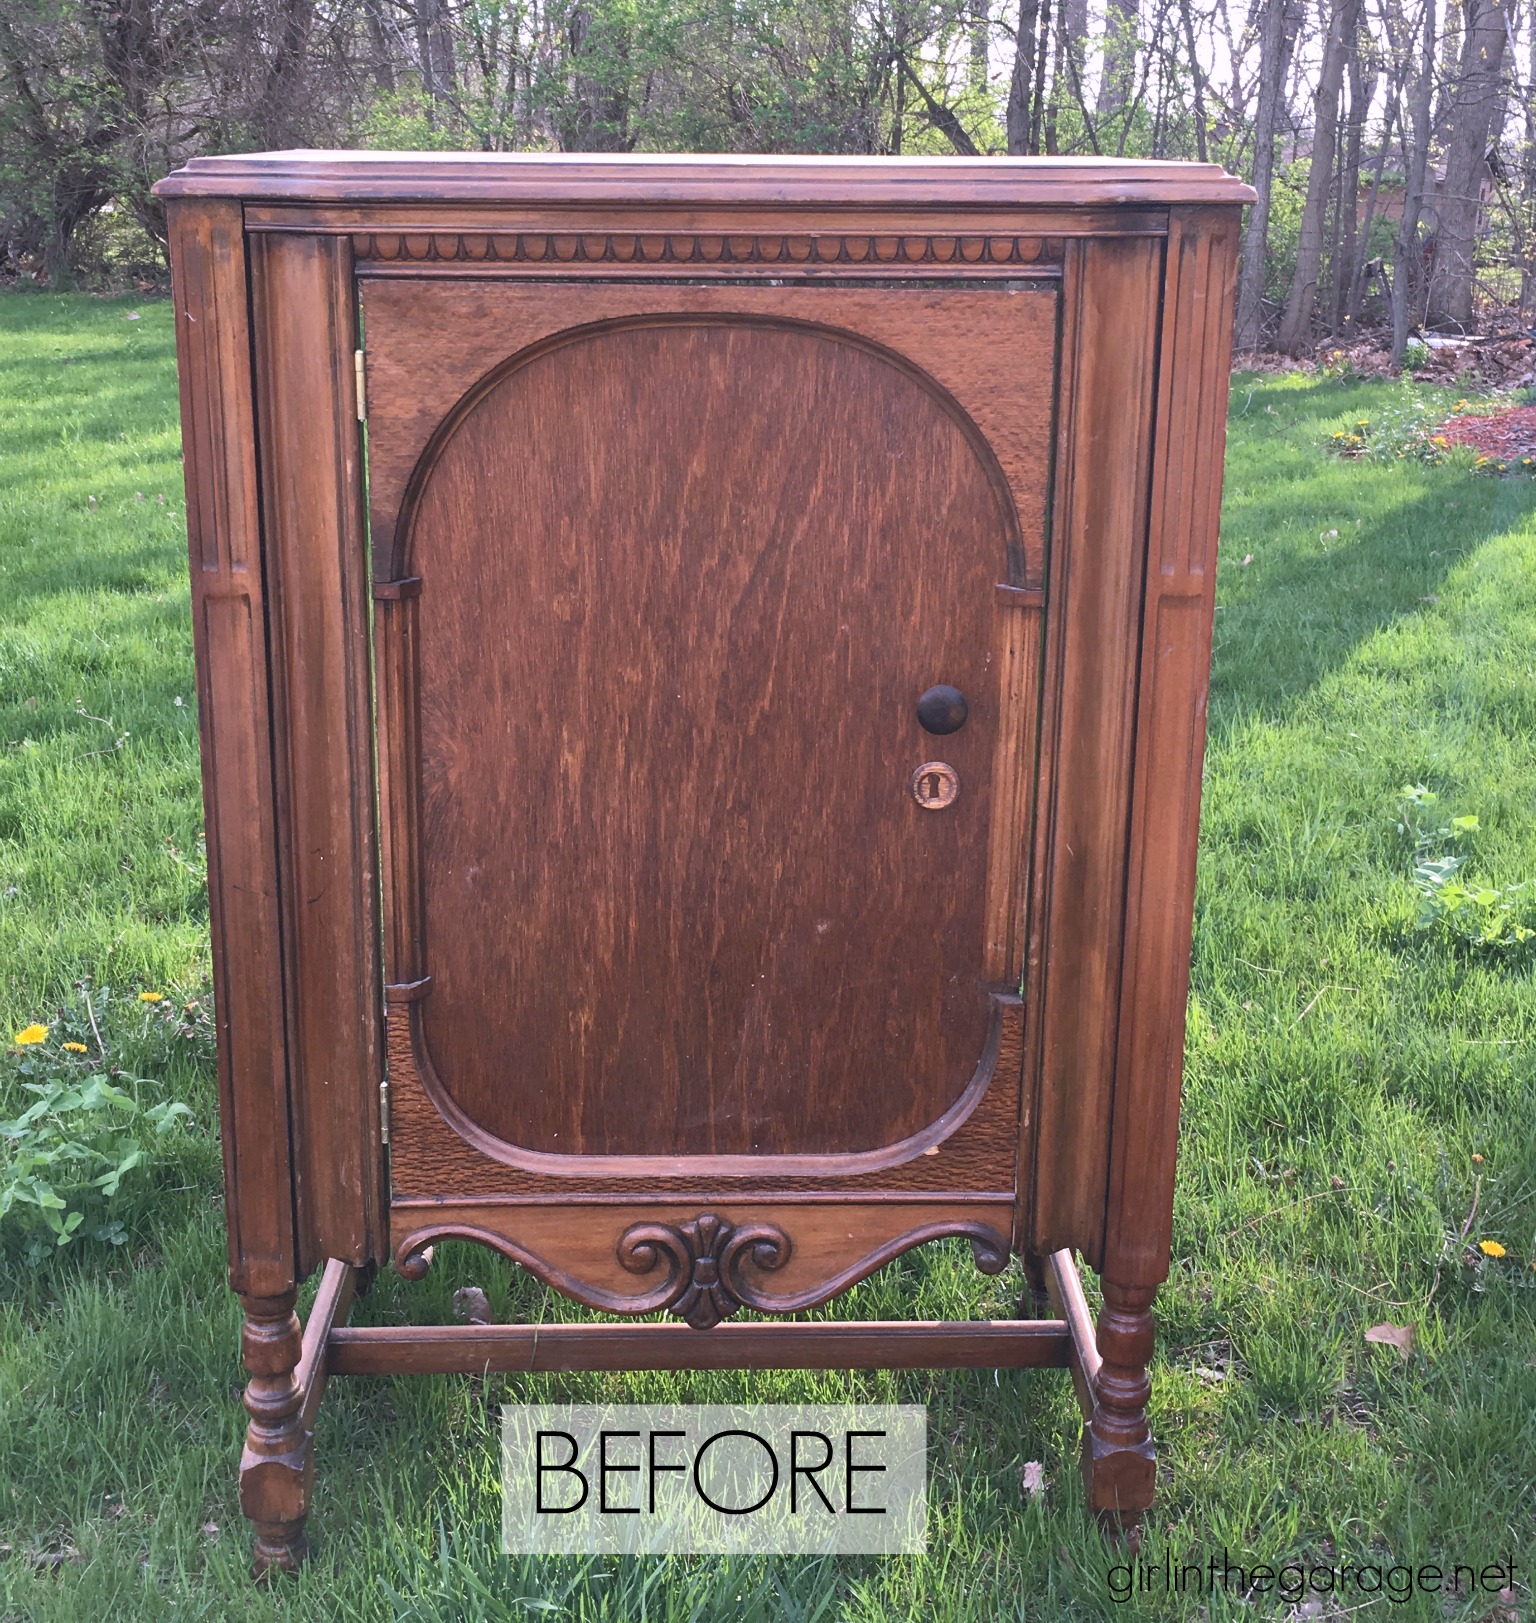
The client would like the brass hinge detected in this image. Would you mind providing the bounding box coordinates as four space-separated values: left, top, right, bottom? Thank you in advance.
379 1076 390 1145
354 348 367 422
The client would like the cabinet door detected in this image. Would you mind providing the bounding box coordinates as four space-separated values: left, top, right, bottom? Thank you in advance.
365 279 1055 1183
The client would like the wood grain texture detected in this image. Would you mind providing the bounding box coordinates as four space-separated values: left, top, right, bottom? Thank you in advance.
982 597 1044 984
327 1316 1074 1375
262 203 1171 242
1018 236 1165 1268
248 232 384 1274
389 1199 1011 1319
238 1291 311 1576
375 588 425 991
400 316 1019 1159
1101 207 1240 1289
385 989 1023 1195
360 281 1057 586
153 166 1248 1563
154 150 1257 208
1046 1248 1102 1421
164 200 296 1299
1081 1279 1158 1531
295 1258 357 1433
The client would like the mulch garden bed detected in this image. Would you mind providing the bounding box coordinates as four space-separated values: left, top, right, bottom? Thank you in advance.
1430 403 1536 462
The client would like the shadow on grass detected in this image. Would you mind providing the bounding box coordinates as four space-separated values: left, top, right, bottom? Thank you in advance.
1210 377 1532 725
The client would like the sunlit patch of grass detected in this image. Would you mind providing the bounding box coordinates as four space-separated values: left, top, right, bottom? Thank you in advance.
0 293 205 1013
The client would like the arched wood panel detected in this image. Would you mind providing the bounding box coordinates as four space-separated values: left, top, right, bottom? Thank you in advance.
399 317 1020 1159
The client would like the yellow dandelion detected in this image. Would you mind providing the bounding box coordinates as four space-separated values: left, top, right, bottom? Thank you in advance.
62 1041 88 1053
138 991 164 1003
1478 1239 1507 1258
13 1023 48 1045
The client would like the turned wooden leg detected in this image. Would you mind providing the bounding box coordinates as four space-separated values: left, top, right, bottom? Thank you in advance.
239 1291 313 1577
1082 1279 1157 1543
1020 1251 1050 1318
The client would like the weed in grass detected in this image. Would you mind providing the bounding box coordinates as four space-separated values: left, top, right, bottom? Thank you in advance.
0 982 212 1258
1393 784 1535 960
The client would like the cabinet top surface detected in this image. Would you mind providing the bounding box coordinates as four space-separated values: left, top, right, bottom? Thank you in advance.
154 149 1255 207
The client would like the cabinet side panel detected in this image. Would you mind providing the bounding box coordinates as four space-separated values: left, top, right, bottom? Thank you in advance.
1103 206 1240 1287
1022 235 1162 1266
165 200 296 1296
249 231 383 1272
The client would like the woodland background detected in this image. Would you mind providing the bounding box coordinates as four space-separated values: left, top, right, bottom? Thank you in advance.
0 0 1532 357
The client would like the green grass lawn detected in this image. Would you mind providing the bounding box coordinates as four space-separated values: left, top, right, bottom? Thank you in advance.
1 295 1533 1620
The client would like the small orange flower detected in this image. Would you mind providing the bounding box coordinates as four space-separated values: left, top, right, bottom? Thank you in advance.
13 1023 48 1045
1478 1239 1507 1258
62 1041 88 1053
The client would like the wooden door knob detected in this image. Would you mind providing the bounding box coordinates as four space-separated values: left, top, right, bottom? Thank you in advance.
916 684 968 735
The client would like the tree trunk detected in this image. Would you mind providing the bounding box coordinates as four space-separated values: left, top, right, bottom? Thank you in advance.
363 0 397 94
1058 0 1101 151
1061 0 1088 91
1044 11 1064 151
1347 89 1398 324
1333 28 1375 331
258 0 317 146
1007 0 1043 153
1028 0 1055 152
1277 0 1360 354
1391 0 1438 363
1425 0 1510 328
970 0 990 88
1049 0 1088 150
417 0 458 105
1522 9 1536 313
563 1 633 151
1096 0 1138 123
1236 0 1300 350
1176 0 1209 161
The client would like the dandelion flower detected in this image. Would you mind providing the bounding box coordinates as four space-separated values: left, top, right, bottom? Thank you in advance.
62 1041 88 1053
1478 1239 1507 1258
13 1023 48 1045
139 991 164 1003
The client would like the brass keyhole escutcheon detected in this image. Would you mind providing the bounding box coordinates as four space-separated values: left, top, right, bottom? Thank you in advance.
911 761 960 810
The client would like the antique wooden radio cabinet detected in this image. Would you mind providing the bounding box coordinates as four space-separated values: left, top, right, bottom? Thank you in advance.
153 152 1251 1571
